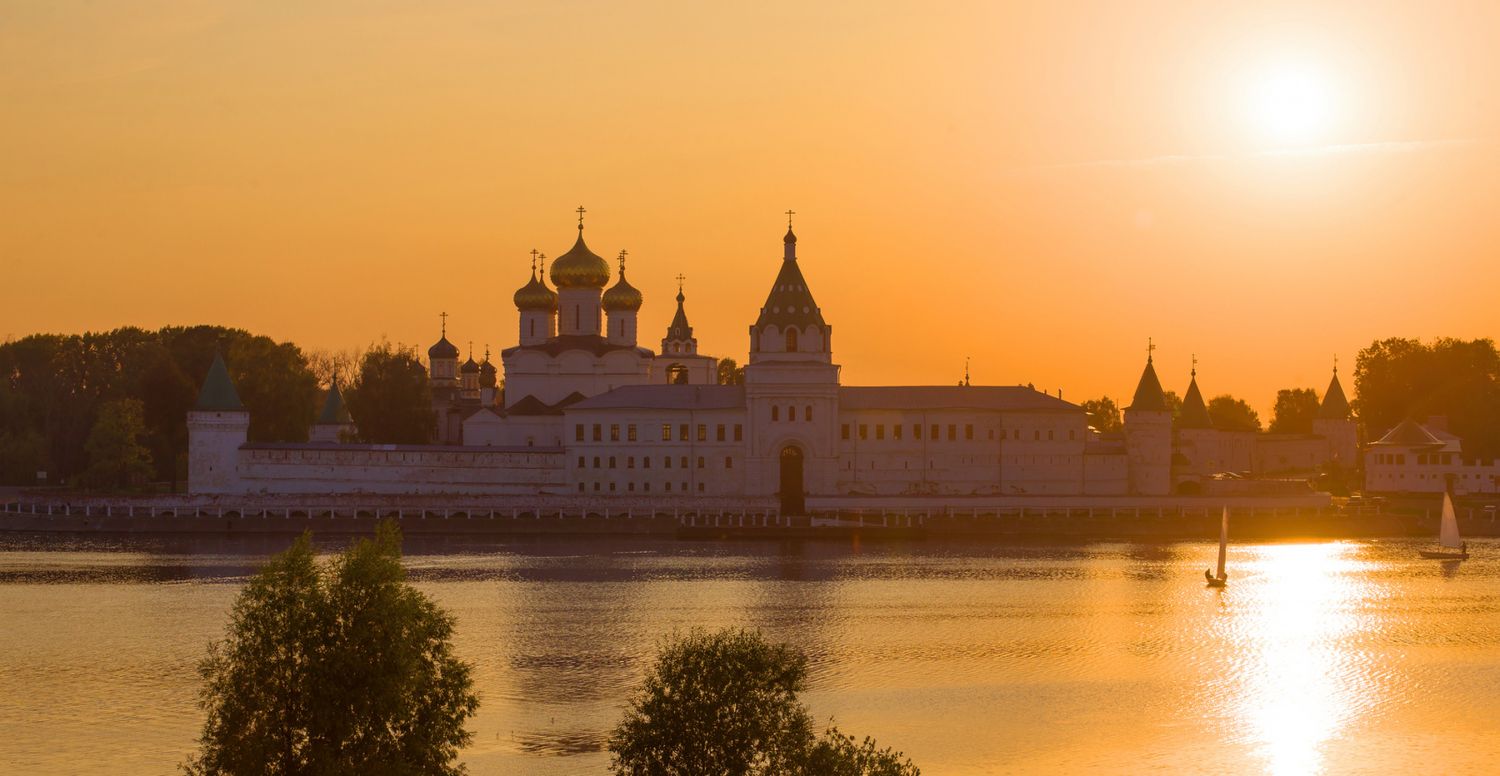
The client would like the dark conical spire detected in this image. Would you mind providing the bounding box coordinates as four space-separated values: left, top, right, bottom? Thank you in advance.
1319 363 1352 419
195 351 244 411
1178 364 1212 428
757 220 825 330
1128 343 1169 412
666 275 692 341
316 381 351 425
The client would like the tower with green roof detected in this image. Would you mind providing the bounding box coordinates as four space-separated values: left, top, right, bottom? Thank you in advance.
187 351 249 494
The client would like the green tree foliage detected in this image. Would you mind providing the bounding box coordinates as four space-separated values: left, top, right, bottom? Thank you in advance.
1081 396 1122 433
1161 390 1183 421
1355 337 1500 457
186 522 478 776
716 358 745 385
609 629 918 776
345 342 435 444
0 325 317 484
1269 388 1321 434
1208 395 1262 432
76 399 154 491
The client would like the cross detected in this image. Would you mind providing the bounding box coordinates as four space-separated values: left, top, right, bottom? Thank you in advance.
468 341 473 359
1191 353 1197 376
618 249 628 271
538 252 546 275
530 249 539 273
439 311 448 336
785 209 796 228
1333 354 1339 374
484 345 490 362
1147 337 1155 361
675 273 686 292
576 205 587 229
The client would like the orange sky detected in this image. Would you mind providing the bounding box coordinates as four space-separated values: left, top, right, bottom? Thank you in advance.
4 1 1499 415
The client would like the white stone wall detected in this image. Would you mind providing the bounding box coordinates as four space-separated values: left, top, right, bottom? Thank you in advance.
1366 449 1500 494
234 445 566 495
187 409 249 495
562 409 750 496
1125 408 1172 495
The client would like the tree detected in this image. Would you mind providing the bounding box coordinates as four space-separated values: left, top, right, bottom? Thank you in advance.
1080 397 1122 433
1355 337 1500 458
1162 390 1183 421
345 342 435 444
187 522 478 776
1269 388 1320 434
1208 394 1261 432
142 347 198 490
226 337 320 443
610 629 919 776
717 358 745 386
76 399 154 490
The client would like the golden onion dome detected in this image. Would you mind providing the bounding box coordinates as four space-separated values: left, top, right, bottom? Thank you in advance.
513 270 558 311
603 268 643 312
549 228 611 289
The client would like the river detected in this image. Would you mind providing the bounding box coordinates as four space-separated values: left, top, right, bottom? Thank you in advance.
1 534 1496 774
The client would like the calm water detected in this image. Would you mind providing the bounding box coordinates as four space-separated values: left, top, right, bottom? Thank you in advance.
1 534 1498 775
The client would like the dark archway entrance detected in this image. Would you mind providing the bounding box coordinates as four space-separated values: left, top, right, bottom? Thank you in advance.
779 445 805 515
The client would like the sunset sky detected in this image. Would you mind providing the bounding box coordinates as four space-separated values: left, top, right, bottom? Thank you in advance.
4 1 1499 414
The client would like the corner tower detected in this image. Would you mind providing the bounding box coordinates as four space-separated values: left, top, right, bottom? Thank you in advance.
1313 360 1358 468
743 214 840 512
187 351 249 494
1123 344 1172 495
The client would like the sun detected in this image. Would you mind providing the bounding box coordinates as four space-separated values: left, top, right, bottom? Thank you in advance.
1248 65 1335 147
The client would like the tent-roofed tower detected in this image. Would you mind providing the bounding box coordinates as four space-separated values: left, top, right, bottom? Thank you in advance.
1124 342 1172 495
743 213 841 514
310 380 355 443
188 351 249 494
655 276 716 385
1173 359 1226 487
1313 358 1359 468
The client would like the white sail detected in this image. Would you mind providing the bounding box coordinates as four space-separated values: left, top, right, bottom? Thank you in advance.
1439 493 1463 549
1215 507 1228 579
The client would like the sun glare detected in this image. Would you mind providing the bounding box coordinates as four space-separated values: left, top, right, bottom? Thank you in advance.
1249 65 1335 147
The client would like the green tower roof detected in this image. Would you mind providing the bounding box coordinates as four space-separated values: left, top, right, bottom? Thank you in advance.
1128 357 1169 412
195 352 245 411
1178 373 1212 429
316 381 352 425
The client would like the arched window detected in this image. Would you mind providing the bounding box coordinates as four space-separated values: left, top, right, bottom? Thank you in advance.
789 405 797 422
619 319 626 338
575 306 580 330
805 404 812 421
785 328 799 352
772 405 780 421
667 363 688 384
529 319 535 337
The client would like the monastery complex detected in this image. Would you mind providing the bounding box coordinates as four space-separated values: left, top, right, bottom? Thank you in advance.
185 213 1496 511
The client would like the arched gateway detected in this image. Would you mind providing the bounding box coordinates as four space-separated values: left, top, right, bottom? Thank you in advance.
779 445 805 515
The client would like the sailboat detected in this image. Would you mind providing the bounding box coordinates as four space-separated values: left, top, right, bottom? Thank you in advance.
1205 507 1228 587
1419 492 1469 560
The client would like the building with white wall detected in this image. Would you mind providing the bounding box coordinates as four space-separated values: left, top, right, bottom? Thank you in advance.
187 212 1358 506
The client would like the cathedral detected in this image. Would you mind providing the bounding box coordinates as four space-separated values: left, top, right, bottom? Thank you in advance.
187 211 1360 509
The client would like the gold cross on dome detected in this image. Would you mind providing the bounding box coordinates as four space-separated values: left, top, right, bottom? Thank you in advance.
785 209 795 228
618 249 628 271
440 311 448 336
675 273 686 292
576 205 587 228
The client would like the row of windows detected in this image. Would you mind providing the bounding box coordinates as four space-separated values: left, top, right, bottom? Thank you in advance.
840 423 1076 442
577 455 734 470
770 405 813 422
578 481 706 493
577 423 744 443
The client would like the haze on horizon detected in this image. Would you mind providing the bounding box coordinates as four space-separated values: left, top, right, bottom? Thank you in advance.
3 1 1499 414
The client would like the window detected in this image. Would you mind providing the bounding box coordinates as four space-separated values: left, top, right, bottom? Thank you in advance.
1048 430 1054 441
577 482 585 492
610 424 620 442
773 406 780 421
680 456 688 469
609 482 616 492
725 456 733 469
628 482 635 492
608 456 616 469
665 457 673 469
805 404 812 421
1034 430 1040 441
628 424 637 442
661 424 672 441
697 424 707 442
930 424 938 440
592 456 600 468
644 457 651 469
716 424 725 441
679 424 689 441
575 425 584 442
915 424 923 440
666 481 673 492
734 424 743 441
697 482 705 493
644 482 651 492
789 406 797 421
859 424 868 440
592 424 602 442
786 328 799 351
841 424 850 440
627 456 635 469
577 456 585 468
531 320 536 338
593 482 600 492
894 424 903 440
681 482 688 492
876 424 885 440
966 424 974 440
697 456 705 469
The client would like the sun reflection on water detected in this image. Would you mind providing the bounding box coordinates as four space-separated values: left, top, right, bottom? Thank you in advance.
1224 543 1380 776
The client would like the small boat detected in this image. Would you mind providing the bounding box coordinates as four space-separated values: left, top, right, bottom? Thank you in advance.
1205 507 1228 587
1419 492 1469 560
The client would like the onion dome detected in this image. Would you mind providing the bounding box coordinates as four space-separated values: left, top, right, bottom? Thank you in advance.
479 353 498 389
602 250 642 311
514 268 559 311
550 215 611 289
428 335 459 359
460 355 480 374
